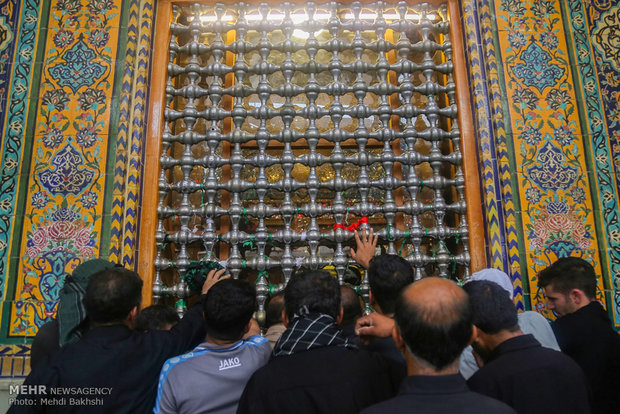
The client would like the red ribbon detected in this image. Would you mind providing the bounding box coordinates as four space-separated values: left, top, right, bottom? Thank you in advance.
333 216 368 232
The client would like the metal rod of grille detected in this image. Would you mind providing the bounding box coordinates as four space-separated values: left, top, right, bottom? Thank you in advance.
155 1 470 320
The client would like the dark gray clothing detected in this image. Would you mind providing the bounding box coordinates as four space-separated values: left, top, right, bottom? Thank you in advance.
365 336 405 364
237 345 403 414
460 311 560 379
361 374 516 414
468 334 590 414
30 320 60 370
551 302 620 414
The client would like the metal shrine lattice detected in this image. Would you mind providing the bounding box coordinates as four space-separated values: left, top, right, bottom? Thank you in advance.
155 1 470 320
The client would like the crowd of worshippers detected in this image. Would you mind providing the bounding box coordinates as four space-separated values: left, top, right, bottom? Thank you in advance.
9 230 620 414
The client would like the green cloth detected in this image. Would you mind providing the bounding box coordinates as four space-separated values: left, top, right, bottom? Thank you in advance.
184 261 223 293
57 259 115 346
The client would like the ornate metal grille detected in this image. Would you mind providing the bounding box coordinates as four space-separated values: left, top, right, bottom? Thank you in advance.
155 1 470 319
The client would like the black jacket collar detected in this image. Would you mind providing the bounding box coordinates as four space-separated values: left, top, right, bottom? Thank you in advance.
487 334 540 363
399 373 469 395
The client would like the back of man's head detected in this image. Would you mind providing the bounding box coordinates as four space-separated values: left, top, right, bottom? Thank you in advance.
84 268 143 325
469 268 514 299
265 292 285 328
340 285 362 326
285 271 340 319
463 280 519 334
368 254 414 314
537 257 597 299
395 277 472 371
134 304 180 332
204 279 256 341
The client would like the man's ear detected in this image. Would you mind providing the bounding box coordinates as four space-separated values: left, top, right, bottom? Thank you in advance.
281 309 289 328
569 288 586 305
126 305 139 327
392 324 407 354
336 306 344 325
469 325 478 346
242 318 261 339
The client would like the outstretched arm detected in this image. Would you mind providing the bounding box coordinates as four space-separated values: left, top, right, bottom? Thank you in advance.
165 268 231 355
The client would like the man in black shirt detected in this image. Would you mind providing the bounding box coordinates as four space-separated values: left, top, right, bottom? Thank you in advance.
351 229 413 365
10 266 227 414
361 277 516 414
465 280 590 414
237 270 403 414
538 257 620 414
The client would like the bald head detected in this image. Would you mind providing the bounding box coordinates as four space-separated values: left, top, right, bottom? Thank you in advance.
395 277 473 371
402 277 469 324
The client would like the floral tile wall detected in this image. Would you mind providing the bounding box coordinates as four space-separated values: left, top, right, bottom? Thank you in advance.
0 0 39 303
487 0 620 324
2 0 123 338
574 1 620 321
0 2 20 138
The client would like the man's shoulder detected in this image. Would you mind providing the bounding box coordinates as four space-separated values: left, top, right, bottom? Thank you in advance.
254 345 350 371
162 337 270 376
252 346 353 371
248 345 395 387
282 344 385 366
474 340 577 374
552 303 616 344
552 309 585 330
32 333 106 370
467 390 518 413
237 336 271 362
469 341 587 397
530 343 580 364
160 348 208 377
243 335 270 348
554 302 610 327
361 390 517 414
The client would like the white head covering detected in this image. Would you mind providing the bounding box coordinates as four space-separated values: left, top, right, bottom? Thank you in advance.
469 268 514 299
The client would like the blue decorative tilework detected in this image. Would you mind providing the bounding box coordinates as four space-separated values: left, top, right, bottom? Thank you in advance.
0 345 32 377
109 0 138 263
474 0 526 310
461 1 511 274
565 0 620 326
48 38 106 93
8 0 121 338
0 0 40 299
111 0 154 269
527 141 578 190
512 41 565 92
39 145 96 195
